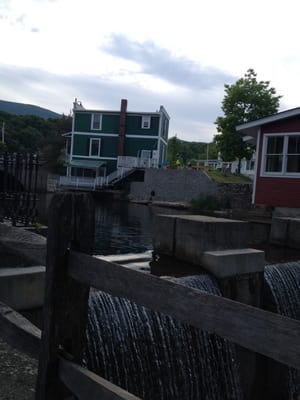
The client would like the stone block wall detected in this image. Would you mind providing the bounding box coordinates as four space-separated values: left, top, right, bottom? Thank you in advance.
129 169 253 209
216 183 253 209
129 169 218 203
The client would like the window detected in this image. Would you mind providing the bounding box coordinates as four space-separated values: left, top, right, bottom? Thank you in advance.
89 138 101 157
287 135 300 173
91 113 102 130
265 136 284 172
263 134 300 175
141 115 151 129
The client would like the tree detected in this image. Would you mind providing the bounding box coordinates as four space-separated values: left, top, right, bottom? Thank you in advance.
167 135 182 164
214 69 281 172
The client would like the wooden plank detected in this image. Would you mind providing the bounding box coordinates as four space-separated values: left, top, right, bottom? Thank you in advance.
96 251 152 264
69 250 300 371
0 300 41 358
59 357 141 400
36 193 95 400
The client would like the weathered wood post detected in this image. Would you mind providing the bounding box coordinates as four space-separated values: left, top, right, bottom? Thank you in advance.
36 192 95 399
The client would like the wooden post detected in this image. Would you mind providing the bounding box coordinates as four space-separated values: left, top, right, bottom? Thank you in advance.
36 192 95 399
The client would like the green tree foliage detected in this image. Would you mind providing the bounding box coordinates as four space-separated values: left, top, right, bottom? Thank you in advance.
0 111 71 171
214 69 281 169
167 135 214 165
167 136 182 163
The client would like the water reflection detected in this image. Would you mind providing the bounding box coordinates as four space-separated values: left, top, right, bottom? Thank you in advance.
94 200 189 255
94 200 154 255
36 193 189 256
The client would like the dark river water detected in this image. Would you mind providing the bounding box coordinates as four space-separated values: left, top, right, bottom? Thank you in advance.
37 194 190 256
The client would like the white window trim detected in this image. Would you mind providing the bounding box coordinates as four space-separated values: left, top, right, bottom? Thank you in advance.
89 138 101 157
91 113 102 131
141 115 151 129
260 132 300 178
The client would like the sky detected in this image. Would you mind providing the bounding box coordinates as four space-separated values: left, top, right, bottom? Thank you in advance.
1 0 300 143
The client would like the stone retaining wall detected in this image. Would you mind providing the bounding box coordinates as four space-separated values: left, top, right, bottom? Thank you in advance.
129 169 217 203
129 169 253 209
216 183 253 209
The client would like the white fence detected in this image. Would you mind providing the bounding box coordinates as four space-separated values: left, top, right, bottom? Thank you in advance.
59 176 97 190
59 168 133 191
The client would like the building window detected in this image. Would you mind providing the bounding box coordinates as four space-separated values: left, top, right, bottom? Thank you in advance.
89 138 101 157
141 115 151 129
263 134 300 175
91 113 102 130
287 135 300 172
265 136 284 172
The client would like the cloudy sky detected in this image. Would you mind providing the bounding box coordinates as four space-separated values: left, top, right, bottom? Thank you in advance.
1 0 300 142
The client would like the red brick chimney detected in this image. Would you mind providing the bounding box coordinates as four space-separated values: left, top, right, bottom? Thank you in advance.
118 99 127 157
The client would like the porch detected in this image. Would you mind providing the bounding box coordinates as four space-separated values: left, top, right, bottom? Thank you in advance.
59 156 156 191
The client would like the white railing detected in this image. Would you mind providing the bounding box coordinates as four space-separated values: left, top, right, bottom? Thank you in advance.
105 167 132 184
59 176 96 190
59 162 143 190
201 159 255 178
59 169 134 190
117 156 158 169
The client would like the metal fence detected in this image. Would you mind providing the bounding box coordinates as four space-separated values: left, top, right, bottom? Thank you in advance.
0 152 39 226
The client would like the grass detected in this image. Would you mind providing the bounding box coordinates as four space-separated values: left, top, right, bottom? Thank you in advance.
205 168 252 183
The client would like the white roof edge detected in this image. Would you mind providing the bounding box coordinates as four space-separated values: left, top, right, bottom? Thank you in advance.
73 108 164 116
236 107 300 131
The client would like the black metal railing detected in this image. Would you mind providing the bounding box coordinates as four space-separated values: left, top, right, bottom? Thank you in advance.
0 152 39 226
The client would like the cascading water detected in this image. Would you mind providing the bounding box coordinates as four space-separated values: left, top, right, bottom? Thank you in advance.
84 274 243 400
264 261 300 400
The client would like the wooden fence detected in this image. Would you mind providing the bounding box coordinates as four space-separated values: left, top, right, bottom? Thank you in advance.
16 192 300 399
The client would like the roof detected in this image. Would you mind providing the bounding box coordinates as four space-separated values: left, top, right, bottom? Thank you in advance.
69 159 105 169
236 107 300 137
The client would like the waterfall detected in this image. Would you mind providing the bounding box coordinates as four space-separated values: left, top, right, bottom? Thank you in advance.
84 274 243 400
264 261 300 400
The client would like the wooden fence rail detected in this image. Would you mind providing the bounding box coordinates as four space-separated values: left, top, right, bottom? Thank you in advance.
35 192 300 400
69 250 300 371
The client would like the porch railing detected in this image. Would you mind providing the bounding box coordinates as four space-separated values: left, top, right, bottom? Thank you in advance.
59 168 134 190
59 176 96 190
117 156 158 169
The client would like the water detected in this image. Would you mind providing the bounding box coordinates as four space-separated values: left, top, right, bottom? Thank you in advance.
94 199 190 255
264 262 300 400
85 274 243 400
94 200 154 255
37 194 189 256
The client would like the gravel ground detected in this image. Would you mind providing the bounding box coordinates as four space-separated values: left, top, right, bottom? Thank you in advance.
0 336 38 400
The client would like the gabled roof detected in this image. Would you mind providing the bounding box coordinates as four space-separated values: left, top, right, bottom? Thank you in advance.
236 107 300 137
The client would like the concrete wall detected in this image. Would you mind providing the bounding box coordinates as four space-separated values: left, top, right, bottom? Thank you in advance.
129 169 253 209
0 266 45 310
153 214 249 265
129 169 218 203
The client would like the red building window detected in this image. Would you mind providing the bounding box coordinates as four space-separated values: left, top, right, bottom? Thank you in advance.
262 134 300 176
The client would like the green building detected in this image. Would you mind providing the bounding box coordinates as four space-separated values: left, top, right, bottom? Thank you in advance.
60 98 169 189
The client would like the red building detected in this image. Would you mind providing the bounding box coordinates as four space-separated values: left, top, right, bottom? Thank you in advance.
236 108 300 208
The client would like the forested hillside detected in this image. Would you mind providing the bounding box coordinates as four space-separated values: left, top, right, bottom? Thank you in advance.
0 99 61 119
0 110 71 172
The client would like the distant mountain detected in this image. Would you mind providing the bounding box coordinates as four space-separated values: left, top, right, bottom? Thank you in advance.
0 99 61 119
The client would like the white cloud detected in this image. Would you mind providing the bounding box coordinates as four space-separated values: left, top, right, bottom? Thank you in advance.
0 0 300 142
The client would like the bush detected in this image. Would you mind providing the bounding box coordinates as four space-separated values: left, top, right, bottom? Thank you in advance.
190 195 220 212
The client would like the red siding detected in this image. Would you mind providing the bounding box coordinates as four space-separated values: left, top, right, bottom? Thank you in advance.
255 177 300 207
255 115 300 207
